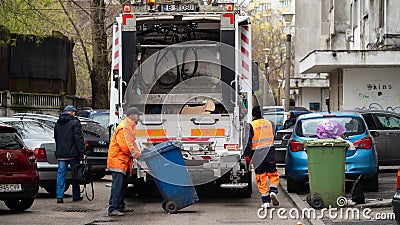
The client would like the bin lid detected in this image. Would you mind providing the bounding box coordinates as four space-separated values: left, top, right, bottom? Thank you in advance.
304 139 350 148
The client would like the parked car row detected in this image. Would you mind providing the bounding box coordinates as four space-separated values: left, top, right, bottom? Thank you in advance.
0 111 111 212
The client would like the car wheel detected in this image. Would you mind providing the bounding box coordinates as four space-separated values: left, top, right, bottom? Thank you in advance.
4 198 35 212
287 176 308 193
361 172 379 192
43 183 70 195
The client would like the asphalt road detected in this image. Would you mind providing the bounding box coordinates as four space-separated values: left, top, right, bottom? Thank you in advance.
0 174 309 225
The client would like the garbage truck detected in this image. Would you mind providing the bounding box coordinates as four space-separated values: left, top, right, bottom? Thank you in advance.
109 1 259 197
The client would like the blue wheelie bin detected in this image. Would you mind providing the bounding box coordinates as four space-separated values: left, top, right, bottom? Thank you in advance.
139 141 199 214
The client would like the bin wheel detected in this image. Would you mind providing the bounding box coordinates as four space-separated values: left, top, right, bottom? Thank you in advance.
161 201 167 210
165 201 178 214
310 196 324 209
306 195 311 205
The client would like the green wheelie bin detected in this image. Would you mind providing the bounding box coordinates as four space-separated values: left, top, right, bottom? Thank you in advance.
305 139 349 209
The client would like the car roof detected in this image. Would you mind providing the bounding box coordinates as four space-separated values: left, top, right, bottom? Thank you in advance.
13 113 58 121
0 117 38 122
298 111 362 120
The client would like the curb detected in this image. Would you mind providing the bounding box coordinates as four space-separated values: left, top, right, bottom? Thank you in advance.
279 177 325 225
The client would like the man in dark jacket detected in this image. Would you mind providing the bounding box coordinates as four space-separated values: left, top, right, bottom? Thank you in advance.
54 105 86 203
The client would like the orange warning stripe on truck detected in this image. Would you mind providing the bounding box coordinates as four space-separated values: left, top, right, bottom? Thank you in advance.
191 128 225 137
136 129 166 137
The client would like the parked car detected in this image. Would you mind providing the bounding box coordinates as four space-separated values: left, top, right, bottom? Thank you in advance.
393 168 400 224
13 113 109 179
264 109 311 165
0 122 39 211
350 110 400 166
0 117 69 195
285 112 379 193
263 107 311 131
89 110 110 129
274 127 294 166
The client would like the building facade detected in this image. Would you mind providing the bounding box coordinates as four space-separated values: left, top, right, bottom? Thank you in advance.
299 0 400 113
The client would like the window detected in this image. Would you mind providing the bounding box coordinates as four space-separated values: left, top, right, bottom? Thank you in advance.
309 103 320 111
280 0 291 7
375 113 400 130
296 117 365 137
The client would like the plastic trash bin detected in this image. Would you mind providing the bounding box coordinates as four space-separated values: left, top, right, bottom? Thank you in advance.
305 139 349 209
139 141 199 214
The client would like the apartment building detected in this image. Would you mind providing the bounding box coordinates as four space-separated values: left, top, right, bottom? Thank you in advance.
299 0 400 112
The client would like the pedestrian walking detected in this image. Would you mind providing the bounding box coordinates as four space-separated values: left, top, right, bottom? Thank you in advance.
244 106 280 208
54 105 86 204
107 107 142 216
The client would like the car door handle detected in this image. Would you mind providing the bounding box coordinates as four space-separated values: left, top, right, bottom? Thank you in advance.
386 132 396 137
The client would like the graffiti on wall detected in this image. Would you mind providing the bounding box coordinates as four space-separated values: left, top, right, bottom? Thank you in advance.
351 81 399 113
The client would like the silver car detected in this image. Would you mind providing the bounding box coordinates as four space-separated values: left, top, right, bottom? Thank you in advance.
353 110 400 166
0 117 70 195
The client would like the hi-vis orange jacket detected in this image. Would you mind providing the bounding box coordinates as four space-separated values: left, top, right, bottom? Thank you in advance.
250 119 274 150
107 117 141 175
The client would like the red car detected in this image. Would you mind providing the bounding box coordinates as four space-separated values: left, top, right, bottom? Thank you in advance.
0 123 39 211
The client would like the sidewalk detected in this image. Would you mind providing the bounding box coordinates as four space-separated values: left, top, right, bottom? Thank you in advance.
279 168 396 225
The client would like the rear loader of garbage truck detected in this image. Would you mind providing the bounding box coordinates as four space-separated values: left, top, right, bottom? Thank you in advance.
109 2 261 197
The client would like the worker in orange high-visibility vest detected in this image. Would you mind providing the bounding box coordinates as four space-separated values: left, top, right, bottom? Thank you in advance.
244 106 279 208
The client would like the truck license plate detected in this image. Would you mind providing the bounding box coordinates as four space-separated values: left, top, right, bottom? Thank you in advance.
0 184 22 192
163 4 195 12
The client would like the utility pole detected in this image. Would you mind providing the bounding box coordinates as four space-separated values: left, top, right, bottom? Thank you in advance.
284 34 291 111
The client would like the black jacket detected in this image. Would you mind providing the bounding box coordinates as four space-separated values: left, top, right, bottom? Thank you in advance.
54 112 85 159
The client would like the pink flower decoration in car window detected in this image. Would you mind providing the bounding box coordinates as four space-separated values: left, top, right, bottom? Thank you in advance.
316 119 345 139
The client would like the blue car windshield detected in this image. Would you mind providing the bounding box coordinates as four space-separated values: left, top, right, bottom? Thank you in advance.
295 117 366 138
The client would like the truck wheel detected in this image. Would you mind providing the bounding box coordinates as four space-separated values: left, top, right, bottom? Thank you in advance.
165 201 178 214
5 198 35 212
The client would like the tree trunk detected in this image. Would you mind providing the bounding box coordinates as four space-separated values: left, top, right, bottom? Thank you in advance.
90 0 109 109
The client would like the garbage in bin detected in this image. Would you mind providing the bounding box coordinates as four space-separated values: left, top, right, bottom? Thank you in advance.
139 141 199 213
305 139 349 209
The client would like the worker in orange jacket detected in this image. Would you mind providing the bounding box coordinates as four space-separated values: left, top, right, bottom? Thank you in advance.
244 106 279 208
107 107 142 216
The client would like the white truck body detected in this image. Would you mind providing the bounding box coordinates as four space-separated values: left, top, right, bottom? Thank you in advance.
109 2 256 195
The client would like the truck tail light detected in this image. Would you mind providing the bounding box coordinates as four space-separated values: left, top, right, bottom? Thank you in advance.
353 136 372 149
224 144 238 150
289 140 304 152
123 4 131 12
34 148 47 162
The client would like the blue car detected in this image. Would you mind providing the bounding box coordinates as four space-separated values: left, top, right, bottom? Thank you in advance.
285 112 379 193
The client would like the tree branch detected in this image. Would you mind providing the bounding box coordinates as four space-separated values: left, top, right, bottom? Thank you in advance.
58 0 92 74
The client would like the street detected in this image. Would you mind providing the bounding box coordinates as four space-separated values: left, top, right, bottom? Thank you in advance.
0 173 308 225
1 169 397 225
